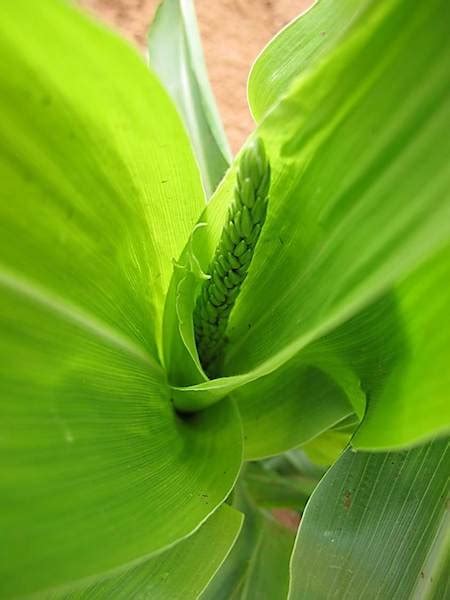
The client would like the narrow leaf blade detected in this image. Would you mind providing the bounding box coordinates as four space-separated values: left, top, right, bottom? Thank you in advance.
148 0 231 197
248 0 364 121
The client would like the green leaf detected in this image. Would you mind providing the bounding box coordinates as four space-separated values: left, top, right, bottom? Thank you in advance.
0 1 242 596
0 267 242 597
265 449 326 482
332 245 450 450
243 462 314 511
54 505 243 600
430 552 450 600
227 0 450 385
0 0 205 360
169 0 450 453
202 482 296 600
302 428 354 467
148 0 232 198
248 0 364 121
289 438 450 600
253 449 326 511
235 359 357 460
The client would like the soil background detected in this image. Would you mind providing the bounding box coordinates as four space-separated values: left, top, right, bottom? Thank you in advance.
77 0 312 152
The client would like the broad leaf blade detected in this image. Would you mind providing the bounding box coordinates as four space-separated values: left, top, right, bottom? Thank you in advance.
227 0 450 380
56 506 243 600
148 0 231 197
0 0 205 360
336 246 450 450
0 273 242 597
0 1 242 595
289 439 450 599
169 0 450 453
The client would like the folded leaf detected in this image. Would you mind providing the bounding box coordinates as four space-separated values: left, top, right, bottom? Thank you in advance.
302 427 355 467
0 1 242 595
53 505 243 600
235 360 356 460
228 0 450 380
0 275 242 597
169 0 450 453
331 245 450 449
148 0 232 198
289 438 450 599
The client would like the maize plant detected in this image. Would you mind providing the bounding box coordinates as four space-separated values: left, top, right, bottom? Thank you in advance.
0 0 449 598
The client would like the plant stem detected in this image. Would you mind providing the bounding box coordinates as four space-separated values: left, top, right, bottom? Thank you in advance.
193 137 271 377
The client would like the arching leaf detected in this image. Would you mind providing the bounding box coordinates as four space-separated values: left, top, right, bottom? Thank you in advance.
248 0 363 121
168 0 450 455
148 0 231 197
54 506 243 600
0 1 242 596
289 439 449 599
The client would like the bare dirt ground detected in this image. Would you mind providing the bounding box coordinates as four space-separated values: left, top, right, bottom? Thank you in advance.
77 0 312 152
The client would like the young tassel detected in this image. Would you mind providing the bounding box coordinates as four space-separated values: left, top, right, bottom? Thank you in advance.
193 137 271 377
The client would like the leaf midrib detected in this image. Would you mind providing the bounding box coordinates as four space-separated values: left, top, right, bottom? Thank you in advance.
0 263 161 372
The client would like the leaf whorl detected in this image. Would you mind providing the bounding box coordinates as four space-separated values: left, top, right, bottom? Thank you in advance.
193 137 271 377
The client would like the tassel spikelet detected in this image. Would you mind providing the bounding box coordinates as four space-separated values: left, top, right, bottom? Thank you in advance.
193 137 271 377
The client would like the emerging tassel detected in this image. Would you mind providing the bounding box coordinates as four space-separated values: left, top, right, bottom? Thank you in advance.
193 137 271 377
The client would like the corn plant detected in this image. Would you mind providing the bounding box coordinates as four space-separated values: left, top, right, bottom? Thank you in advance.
0 0 449 598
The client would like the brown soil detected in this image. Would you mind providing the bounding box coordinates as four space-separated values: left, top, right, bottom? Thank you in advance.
77 0 312 152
